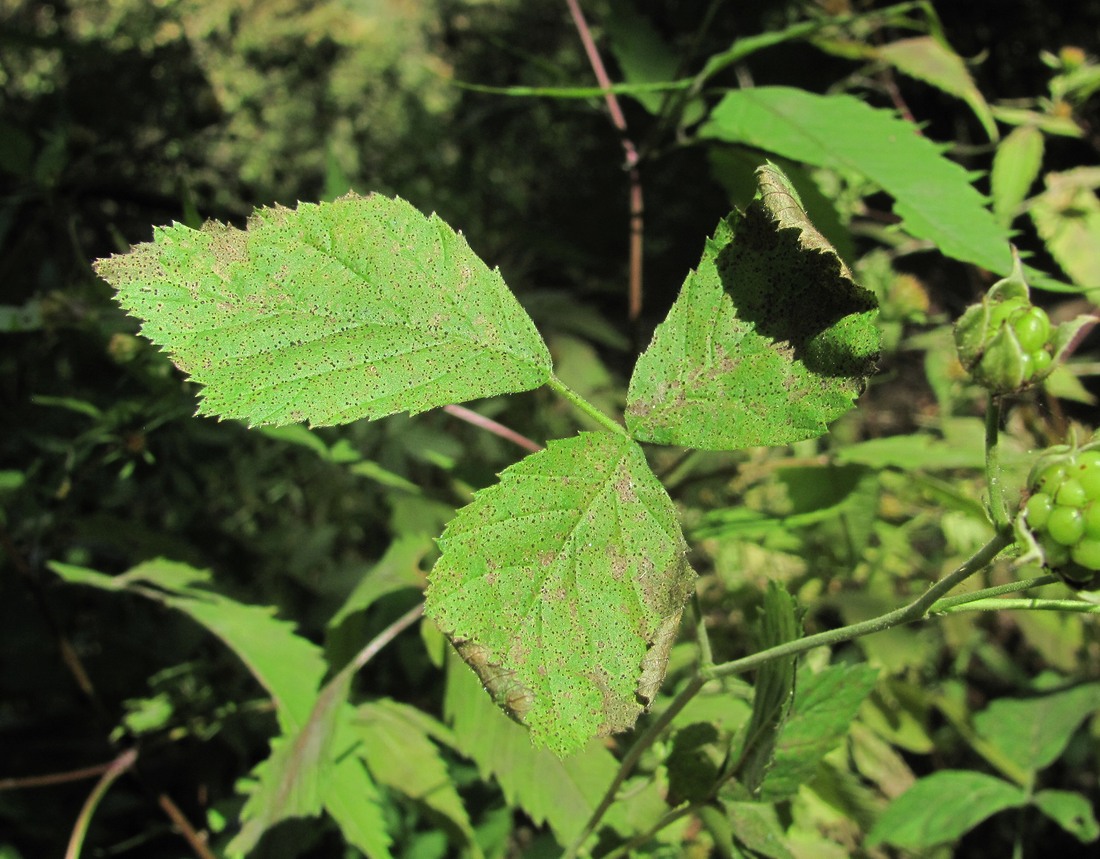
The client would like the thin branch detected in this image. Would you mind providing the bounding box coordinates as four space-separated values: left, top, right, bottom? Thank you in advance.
565 529 1013 857
157 793 217 859
563 0 646 321
65 748 138 859
443 404 541 452
351 602 425 674
0 760 118 791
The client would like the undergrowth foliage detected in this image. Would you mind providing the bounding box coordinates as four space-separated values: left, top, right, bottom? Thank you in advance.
12 2 1100 857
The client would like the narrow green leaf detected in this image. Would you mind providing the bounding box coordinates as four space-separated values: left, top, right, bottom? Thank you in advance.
605 0 680 114
50 559 325 731
866 770 1026 849
442 652 622 846
626 163 879 450
50 559 392 857
354 699 478 852
94 194 552 428
427 431 695 756
739 583 800 795
877 36 998 141
760 663 878 801
991 125 1045 225
1032 789 1100 843
700 88 1013 276
973 683 1100 775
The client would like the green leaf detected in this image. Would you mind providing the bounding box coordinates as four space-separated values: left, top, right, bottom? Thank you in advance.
50 559 325 731
353 699 479 852
867 770 1027 849
605 0 681 115
991 125 1045 225
726 801 795 859
700 88 1013 277
329 535 430 628
427 431 695 756
50 559 393 857
761 663 878 801
972 683 1100 775
1030 169 1100 289
738 582 800 795
626 163 879 450
1032 789 1100 843
94 193 552 428
876 36 998 141
442 651 622 847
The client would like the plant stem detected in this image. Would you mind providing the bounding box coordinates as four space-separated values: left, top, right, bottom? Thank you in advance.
547 374 630 437
564 529 1013 857
986 394 1010 530
706 530 1011 680
934 598 1100 614
443 404 542 452
65 747 138 859
928 574 1059 613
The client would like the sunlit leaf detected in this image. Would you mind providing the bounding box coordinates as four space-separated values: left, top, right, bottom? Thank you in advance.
626 163 879 450
442 651 622 845
1032 789 1100 843
991 125 1044 225
877 36 998 141
867 770 1026 849
973 682 1100 775
700 88 1013 276
427 431 695 756
94 194 552 427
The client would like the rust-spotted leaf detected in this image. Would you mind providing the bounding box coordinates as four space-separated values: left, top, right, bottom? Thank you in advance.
95 194 552 427
625 164 879 450
426 431 696 757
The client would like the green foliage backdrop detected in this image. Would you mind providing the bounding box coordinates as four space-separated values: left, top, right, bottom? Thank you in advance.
3 1 1100 858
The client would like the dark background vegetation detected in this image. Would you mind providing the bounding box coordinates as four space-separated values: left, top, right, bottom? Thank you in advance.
2 1 1098 857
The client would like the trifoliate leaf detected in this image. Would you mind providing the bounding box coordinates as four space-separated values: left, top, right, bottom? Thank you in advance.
626 164 879 450
426 431 696 756
95 194 552 427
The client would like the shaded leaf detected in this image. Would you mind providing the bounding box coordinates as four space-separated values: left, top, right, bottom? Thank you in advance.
94 194 552 427
50 559 325 731
973 683 1100 775
991 125 1044 225
1032 789 1100 843
726 801 796 859
739 582 800 795
329 535 430 628
442 651 622 847
761 663 878 801
354 699 478 852
877 36 998 141
700 88 1015 278
867 770 1026 849
427 431 695 756
626 163 879 450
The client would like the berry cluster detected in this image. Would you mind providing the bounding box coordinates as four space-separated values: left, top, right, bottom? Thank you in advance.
1024 448 1100 586
955 295 1055 393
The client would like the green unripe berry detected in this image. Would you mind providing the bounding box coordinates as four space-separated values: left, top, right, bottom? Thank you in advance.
1012 306 1051 352
1031 349 1053 376
1071 538 1100 571
1025 492 1054 530
1047 506 1086 546
1078 462 1100 500
1056 478 1089 508
1035 463 1067 496
1085 502 1100 540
